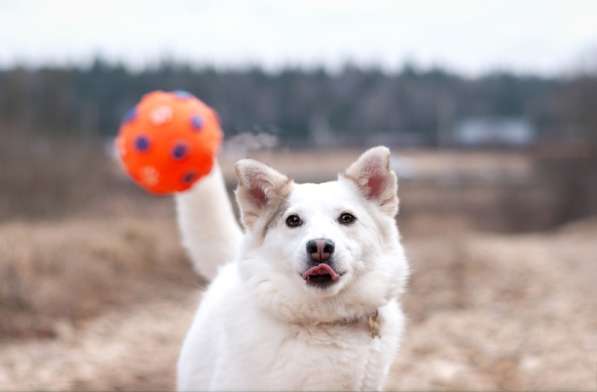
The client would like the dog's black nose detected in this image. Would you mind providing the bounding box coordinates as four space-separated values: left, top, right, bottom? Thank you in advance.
306 239 335 263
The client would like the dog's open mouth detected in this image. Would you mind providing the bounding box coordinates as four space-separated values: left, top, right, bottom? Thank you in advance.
302 264 340 288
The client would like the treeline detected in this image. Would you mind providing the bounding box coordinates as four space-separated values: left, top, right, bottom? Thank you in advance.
0 58 592 146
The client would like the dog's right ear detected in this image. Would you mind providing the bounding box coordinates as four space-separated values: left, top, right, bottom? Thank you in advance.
234 159 291 229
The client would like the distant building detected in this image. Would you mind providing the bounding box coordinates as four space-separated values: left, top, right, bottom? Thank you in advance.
452 116 536 147
369 131 426 148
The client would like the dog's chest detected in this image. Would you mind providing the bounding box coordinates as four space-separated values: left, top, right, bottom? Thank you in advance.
234 305 402 391
284 324 386 390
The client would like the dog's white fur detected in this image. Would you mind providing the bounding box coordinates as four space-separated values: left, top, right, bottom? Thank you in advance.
176 146 409 391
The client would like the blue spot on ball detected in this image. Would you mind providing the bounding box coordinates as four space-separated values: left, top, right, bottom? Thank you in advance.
123 107 137 124
191 115 203 131
182 171 196 183
172 143 188 159
134 135 150 152
174 90 194 99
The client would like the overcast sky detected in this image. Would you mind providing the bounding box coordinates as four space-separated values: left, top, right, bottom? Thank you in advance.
1 0 596 75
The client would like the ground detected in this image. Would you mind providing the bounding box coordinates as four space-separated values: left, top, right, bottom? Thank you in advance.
1 149 596 390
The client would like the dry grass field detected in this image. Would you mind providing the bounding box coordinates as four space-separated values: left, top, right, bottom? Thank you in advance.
1 141 596 390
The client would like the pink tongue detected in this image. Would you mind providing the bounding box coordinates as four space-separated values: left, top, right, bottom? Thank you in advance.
303 264 339 281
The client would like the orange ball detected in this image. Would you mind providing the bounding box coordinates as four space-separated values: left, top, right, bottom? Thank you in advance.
115 91 222 195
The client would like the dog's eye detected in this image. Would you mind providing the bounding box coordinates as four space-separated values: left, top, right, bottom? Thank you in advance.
285 214 303 228
338 212 356 225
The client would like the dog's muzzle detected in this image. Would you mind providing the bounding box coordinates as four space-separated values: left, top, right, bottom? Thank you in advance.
303 238 340 288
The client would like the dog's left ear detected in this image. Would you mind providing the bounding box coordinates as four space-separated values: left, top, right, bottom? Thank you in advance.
235 159 291 229
343 146 399 216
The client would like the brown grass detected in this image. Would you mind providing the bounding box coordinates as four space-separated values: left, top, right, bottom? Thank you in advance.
0 215 198 340
388 225 597 390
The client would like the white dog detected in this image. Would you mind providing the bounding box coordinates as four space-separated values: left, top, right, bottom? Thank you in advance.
176 146 409 391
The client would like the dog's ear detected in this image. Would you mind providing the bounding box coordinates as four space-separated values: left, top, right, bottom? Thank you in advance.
343 146 399 216
235 159 291 229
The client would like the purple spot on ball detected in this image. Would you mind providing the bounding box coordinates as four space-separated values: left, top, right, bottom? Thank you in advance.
123 107 137 124
135 135 150 152
172 143 188 159
174 90 194 99
182 171 196 183
191 115 203 131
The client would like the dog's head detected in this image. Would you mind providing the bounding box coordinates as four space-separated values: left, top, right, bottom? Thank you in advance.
234 146 409 323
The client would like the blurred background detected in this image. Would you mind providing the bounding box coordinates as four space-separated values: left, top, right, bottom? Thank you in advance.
1 1 596 390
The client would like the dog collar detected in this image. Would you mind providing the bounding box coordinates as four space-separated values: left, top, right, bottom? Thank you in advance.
333 309 381 339
297 308 382 338
367 309 381 338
